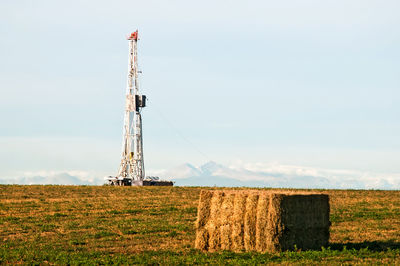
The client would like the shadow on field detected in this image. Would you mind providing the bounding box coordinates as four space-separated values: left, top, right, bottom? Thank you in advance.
330 240 400 251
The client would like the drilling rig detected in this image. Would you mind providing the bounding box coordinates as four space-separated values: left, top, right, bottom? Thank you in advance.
119 30 145 185
106 31 173 186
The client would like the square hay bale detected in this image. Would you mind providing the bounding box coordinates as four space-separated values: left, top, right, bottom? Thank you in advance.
195 190 330 253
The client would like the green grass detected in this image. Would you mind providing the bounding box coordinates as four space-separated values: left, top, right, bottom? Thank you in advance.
0 185 399 264
1 246 399 265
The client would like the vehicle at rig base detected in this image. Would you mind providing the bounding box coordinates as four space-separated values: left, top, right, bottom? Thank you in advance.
104 176 174 186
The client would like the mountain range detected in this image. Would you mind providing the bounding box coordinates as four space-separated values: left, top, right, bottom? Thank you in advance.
1 161 399 189
159 161 399 189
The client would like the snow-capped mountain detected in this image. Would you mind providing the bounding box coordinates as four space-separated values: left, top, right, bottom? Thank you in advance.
161 163 202 179
156 161 400 189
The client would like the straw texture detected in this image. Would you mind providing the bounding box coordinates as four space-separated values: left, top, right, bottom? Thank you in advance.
195 190 330 252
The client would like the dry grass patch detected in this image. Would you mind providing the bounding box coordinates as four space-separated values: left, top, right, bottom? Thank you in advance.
0 185 399 264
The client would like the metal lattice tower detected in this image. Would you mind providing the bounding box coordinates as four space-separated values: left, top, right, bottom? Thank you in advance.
117 30 146 183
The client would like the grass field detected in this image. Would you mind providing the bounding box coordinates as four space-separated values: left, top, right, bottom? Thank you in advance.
0 186 399 264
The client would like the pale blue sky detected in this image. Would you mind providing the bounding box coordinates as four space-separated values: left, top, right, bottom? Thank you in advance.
0 0 399 179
